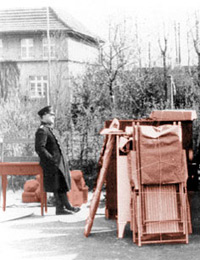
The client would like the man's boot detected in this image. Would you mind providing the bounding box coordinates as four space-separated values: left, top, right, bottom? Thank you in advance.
54 192 73 215
59 193 80 213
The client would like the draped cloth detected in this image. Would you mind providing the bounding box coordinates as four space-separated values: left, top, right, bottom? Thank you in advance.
138 124 187 185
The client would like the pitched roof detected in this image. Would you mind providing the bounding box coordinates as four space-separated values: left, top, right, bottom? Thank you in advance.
0 7 101 44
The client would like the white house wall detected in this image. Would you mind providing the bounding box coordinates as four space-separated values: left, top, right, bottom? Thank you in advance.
1 33 100 101
67 62 90 76
67 38 99 66
18 62 48 95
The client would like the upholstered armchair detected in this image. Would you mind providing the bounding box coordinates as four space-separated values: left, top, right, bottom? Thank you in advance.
67 170 88 207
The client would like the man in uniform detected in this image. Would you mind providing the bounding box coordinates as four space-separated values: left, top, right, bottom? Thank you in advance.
35 105 80 215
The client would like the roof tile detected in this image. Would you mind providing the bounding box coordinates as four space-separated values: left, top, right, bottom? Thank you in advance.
0 7 101 44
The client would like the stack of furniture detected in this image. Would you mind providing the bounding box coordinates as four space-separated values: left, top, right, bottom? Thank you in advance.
128 123 190 246
84 110 196 245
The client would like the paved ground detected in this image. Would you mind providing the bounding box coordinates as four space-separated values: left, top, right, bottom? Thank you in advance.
1 190 200 260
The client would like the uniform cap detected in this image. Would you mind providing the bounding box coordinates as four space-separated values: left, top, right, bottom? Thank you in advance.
38 106 55 117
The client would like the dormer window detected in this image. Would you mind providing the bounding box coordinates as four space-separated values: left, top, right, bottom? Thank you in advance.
21 38 34 59
43 38 55 58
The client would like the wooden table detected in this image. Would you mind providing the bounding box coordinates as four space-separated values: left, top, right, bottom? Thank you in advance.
0 162 47 216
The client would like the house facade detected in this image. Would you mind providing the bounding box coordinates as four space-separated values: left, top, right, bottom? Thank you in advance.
0 7 102 104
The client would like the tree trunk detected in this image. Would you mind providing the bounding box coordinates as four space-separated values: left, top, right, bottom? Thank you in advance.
163 55 168 100
198 54 200 86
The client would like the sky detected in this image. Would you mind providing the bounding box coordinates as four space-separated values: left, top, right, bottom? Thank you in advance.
1 0 200 66
1 0 200 37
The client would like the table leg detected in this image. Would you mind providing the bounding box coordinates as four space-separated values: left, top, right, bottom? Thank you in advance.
2 175 7 211
39 173 44 216
44 192 47 213
0 176 1 205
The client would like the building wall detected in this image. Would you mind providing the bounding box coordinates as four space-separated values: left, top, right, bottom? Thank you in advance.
2 34 19 60
1 32 99 65
2 34 43 60
18 62 48 94
68 38 99 64
0 32 100 101
67 38 100 76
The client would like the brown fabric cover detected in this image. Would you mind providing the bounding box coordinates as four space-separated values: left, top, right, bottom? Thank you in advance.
138 124 187 184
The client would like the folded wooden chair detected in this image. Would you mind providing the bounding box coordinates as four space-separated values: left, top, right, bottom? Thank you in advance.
129 122 190 246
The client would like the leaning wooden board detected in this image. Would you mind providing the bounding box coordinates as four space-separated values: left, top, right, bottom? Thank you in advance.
84 119 120 237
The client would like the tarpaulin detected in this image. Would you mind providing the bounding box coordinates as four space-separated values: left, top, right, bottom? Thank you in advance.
138 124 187 184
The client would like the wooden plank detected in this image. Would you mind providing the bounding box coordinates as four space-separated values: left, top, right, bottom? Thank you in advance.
84 118 120 237
3 156 39 162
117 136 131 238
3 138 35 144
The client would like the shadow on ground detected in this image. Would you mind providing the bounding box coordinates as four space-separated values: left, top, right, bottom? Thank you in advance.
0 191 200 260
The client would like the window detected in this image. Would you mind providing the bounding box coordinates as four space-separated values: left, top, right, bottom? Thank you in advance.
29 76 47 98
21 39 34 59
0 39 3 59
43 38 55 58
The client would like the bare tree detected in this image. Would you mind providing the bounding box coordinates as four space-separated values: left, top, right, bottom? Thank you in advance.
190 11 200 85
174 22 178 65
100 20 136 116
174 22 181 66
187 31 191 71
158 36 168 99
148 41 151 68
135 18 142 71
178 23 181 65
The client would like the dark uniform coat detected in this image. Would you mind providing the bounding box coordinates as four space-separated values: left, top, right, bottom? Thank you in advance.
35 123 71 192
